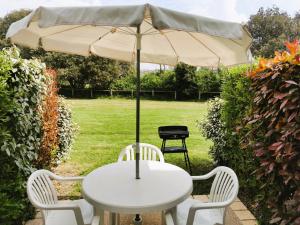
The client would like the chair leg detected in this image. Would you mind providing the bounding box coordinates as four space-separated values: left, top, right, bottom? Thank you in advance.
161 211 166 225
94 207 104 225
109 213 117 225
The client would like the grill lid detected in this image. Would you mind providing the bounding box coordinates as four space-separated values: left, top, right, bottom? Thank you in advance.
158 126 189 139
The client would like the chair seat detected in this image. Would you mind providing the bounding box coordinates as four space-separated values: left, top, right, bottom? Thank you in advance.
173 198 223 225
46 199 94 225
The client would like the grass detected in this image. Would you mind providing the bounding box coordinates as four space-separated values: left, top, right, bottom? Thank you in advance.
63 98 213 193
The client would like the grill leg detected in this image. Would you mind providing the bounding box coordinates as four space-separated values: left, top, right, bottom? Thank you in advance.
186 152 192 174
183 151 188 169
182 139 192 174
161 139 166 155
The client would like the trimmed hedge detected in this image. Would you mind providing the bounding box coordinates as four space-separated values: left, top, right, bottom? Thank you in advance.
0 47 76 224
0 47 46 224
245 40 300 225
200 41 300 224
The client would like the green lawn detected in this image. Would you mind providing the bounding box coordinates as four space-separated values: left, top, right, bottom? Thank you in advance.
65 98 212 178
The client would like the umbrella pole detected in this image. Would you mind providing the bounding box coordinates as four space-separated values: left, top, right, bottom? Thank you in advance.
134 24 142 225
136 25 141 180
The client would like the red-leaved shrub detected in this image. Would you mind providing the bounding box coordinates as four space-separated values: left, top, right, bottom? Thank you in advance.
37 69 59 168
245 40 300 225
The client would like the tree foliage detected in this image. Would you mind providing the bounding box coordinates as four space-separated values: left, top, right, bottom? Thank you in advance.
174 63 198 99
247 7 300 57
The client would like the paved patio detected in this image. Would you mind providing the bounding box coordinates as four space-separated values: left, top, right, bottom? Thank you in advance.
25 195 258 225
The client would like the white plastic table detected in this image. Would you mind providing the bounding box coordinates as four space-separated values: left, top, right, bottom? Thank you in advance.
82 160 193 224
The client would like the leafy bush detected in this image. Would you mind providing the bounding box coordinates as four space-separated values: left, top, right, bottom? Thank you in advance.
244 40 300 225
199 65 270 222
200 41 300 224
141 71 163 90
37 69 59 168
0 47 76 224
174 63 198 99
218 65 269 222
1 47 47 173
56 98 77 164
196 68 221 93
198 98 226 165
110 74 136 90
0 47 47 224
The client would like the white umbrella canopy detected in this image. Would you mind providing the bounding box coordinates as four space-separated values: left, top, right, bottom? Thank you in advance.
6 4 252 67
6 4 252 182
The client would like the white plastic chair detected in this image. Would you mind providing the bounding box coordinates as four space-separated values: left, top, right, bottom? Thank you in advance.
27 169 100 225
165 166 239 225
118 143 165 163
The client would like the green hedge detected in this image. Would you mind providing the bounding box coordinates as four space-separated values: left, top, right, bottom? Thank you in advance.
110 65 221 98
0 47 76 224
199 65 271 223
0 47 46 224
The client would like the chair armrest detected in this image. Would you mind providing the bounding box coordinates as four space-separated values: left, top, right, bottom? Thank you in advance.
49 173 84 181
91 216 101 225
190 201 230 210
39 202 80 210
191 169 217 181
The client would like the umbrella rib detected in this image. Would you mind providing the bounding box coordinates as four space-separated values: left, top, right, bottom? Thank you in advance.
131 37 137 63
229 38 244 47
160 30 179 64
187 32 221 62
117 27 135 35
88 30 115 54
143 27 156 35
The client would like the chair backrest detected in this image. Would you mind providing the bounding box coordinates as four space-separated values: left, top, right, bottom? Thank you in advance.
208 166 239 218
27 170 58 222
118 143 165 162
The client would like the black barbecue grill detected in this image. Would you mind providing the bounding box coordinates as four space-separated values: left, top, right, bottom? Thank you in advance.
158 126 192 173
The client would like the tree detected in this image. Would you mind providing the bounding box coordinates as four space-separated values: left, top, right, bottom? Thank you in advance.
174 63 198 100
247 7 300 57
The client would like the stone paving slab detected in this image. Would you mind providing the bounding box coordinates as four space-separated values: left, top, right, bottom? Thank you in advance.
25 195 258 225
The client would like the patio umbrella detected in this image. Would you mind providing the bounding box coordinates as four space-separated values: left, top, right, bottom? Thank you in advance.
6 4 252 180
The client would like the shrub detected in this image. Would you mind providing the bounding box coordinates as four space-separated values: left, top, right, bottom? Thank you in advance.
199 65 270 222
160 70 176 89
198 98 226 165
174 63 198 99
0 47 76 224
110 74 136 90
196 68 221 93
244 40 300 225
0 47 47 224
56 98 77 164
141 71 163 90
1 47 47 173
37 69 59 168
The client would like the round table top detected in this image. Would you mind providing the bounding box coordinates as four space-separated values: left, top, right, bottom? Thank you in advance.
82 160 193 213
